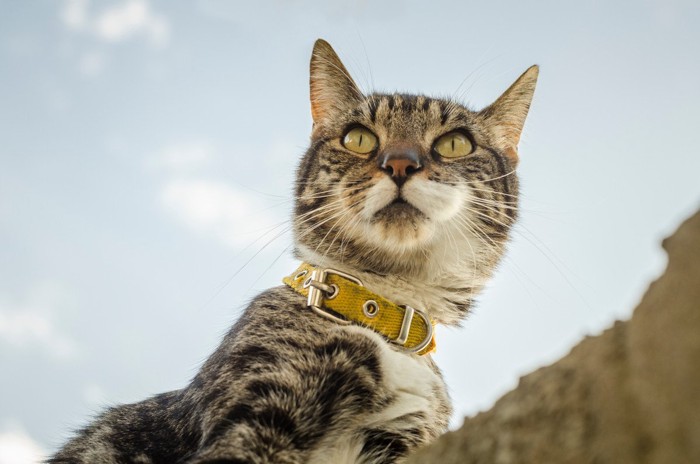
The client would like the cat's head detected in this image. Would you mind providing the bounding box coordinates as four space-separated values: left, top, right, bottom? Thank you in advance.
294 39 537 288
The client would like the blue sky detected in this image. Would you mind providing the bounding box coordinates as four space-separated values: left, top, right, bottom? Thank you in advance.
1 0 699 461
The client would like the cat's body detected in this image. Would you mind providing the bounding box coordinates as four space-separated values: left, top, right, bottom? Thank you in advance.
52 285 449 463
50 40 537 463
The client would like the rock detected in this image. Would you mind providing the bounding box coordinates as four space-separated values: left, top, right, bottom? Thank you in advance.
408 209 700 464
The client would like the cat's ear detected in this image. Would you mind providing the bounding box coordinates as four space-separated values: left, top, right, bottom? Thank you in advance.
480 65 539 164
310 39 362 124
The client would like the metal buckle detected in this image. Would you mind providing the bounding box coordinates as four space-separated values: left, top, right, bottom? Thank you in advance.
391 305 433 353
307 268 363 325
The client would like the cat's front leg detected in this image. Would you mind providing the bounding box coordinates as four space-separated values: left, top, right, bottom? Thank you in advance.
185 330 391 464
186 439 306 464
357 415 430 464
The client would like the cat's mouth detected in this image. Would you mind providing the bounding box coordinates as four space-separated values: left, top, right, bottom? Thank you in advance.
388 197 418 209
373 197 427 221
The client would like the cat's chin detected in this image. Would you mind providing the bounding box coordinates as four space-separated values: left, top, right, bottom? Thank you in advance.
363 202 435 250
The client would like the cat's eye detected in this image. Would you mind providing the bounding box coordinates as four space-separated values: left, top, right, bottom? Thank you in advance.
434 132 473 159
342 127 378 154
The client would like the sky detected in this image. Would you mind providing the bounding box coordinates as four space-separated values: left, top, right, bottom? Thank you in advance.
1 0 699 462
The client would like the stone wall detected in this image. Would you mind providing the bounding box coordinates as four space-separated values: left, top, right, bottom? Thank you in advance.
408 209 700 464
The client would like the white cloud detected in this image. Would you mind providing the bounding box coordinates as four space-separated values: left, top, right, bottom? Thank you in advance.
152 138 297 253
0 427 45 464
61 0 170 49
60 0 89 30
94 0 169 47
160 179 283 250
0 282 78 360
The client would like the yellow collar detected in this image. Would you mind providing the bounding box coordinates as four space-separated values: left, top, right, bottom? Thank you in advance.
283 263 436 356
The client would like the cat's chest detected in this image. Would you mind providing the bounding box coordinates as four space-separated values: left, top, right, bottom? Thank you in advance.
305 326 448 464
374 332 445 419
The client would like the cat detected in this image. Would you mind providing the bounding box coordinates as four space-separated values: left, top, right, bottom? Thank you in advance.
49 39 537 464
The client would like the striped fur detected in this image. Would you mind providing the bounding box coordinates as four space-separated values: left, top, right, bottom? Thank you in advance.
50 39 537 463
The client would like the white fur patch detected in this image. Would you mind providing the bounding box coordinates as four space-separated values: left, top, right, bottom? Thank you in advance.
355 175 472 254
305 325 443 464
345 326 442 426
402 178 465 222
360 175 397 221
307 435 364 464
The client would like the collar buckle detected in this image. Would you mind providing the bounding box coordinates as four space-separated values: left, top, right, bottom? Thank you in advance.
305 267 363 325
393 305 434 353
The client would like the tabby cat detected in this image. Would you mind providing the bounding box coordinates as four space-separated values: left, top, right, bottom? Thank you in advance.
50 39 537 463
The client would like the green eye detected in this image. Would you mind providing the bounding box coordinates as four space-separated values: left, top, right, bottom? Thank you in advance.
434 132 473 158
342 127 378 154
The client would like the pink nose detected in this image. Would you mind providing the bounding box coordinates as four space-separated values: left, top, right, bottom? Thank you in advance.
378 147 423 187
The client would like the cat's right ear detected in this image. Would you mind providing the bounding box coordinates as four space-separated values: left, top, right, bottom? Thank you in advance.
310 39 362 124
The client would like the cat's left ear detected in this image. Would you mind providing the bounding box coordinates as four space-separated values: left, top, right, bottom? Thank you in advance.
310 39 363 124
480 65 539 165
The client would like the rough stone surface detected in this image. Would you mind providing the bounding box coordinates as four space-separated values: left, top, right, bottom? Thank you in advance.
408 209 700 464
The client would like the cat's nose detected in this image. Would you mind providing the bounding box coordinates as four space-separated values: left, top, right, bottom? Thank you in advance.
377 147 423 187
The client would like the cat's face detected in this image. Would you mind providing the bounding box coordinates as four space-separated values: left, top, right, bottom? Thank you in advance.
294 39 537 282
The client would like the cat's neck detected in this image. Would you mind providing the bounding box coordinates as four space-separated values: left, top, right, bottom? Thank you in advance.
296 244 490 325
